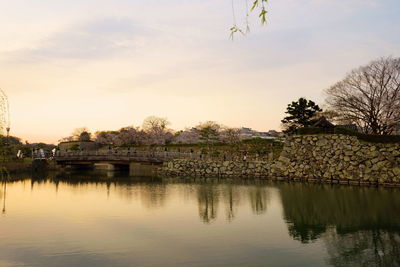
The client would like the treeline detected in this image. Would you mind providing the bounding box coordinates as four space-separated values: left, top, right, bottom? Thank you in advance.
61 117 273 147
0 135 55 159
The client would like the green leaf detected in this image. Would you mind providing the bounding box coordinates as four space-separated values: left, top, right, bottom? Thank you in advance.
259 9 268 24
251 0 258 11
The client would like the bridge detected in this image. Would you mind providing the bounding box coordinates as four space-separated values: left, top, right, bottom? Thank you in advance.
55 150 197 165
54 150 198 174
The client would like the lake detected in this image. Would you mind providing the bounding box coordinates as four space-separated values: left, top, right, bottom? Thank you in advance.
1 171 399 266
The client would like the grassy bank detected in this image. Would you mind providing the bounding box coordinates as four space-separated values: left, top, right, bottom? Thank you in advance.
0 158 33 173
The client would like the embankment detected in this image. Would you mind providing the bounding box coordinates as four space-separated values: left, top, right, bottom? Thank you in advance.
161 135 400 186
1 159 61 174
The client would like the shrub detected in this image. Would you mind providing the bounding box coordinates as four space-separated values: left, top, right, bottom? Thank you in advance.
335 127 400 143
297 127 325 135
297 126 400 143
69 144 80 151
242 137 275 145
333 127 359 136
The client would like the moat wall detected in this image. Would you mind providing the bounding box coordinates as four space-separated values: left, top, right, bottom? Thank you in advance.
162 160 271 178
161 135 400 186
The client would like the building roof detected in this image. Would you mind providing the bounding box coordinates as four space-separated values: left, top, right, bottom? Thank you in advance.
312 117 335 128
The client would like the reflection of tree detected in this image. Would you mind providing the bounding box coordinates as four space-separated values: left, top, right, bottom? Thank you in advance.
248 186 269 215
323 229 400 266
279 183 400 265
222 185 241 222
1 182 6 214
1 168 10 214
279 183 400 243
286 222 326 243
139 184 167 209
197 184 219 224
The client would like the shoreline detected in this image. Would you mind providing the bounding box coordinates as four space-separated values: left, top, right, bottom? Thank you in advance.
161 134 400 187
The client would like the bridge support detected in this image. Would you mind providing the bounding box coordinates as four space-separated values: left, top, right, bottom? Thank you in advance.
61 163 95 170
129 163 159 177
105 164 129 171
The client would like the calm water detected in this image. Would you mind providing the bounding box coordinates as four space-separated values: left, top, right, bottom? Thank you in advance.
1 171 400 267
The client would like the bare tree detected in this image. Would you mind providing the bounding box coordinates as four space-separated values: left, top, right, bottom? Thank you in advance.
71 127 89 138
142 116 172 145
312 109 340 123
142 116 170 134
326 57 400 134
59 127 91 142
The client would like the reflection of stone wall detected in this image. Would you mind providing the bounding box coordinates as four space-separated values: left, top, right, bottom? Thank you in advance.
162 135 400 186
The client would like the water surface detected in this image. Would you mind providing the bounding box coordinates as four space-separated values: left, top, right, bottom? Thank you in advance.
1 171 399 266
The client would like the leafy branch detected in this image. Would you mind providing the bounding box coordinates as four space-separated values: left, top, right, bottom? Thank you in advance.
230 0 269 39
251 0 268 24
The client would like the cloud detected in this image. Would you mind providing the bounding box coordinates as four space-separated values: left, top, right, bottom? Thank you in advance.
4 17 154 63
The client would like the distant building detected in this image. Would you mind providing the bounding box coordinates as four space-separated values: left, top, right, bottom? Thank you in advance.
239 127 256 139
313 117 335 129
239 127 282 140
266 130 284 137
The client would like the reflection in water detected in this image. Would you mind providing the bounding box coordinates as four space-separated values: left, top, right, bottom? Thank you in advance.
13 172 273 224
1 182 6 214
248 186 269 215
197 183 219 224
1 171 400 266
222 185 240 222
54 172 168 209
279 183 400 266
324 229 400 266
196 181 271 223
139 184 168 209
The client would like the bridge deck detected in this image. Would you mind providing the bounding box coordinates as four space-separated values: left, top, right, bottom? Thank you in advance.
55 151 197 164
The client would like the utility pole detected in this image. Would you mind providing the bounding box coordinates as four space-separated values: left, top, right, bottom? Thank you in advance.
0 89 10 143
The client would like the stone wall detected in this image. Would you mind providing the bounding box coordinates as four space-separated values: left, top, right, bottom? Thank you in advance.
272 135 400 185
162 160 271 178
161 135 400 186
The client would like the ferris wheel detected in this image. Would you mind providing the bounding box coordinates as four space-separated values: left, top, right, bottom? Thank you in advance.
0 89 10 137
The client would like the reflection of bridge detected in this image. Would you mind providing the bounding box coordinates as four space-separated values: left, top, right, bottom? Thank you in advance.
55 151 196 172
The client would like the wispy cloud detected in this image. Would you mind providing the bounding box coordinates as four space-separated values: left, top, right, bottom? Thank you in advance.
4 17 155 63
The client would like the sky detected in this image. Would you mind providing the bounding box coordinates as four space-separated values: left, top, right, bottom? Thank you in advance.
1 0 399 144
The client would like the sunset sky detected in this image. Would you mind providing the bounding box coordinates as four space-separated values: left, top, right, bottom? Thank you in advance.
1 0 399 144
